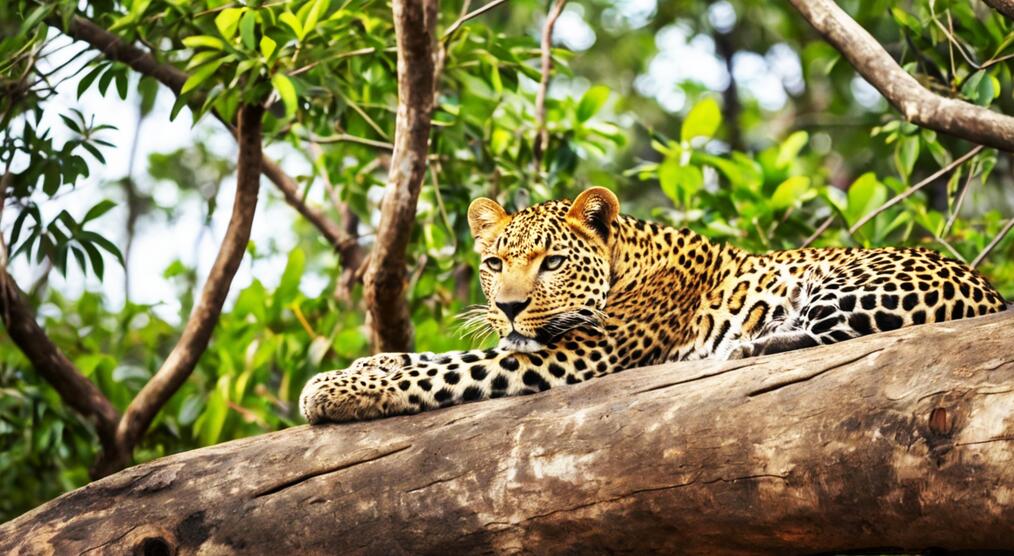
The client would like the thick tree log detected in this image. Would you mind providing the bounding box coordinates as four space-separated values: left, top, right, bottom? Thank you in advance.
2 311 1012 555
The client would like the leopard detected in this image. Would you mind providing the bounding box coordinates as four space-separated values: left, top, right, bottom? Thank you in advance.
300 187 1007 423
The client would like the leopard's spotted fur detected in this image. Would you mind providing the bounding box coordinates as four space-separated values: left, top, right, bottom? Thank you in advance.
300 187 1007 423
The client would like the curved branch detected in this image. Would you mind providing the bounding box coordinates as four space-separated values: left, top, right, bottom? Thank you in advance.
788 0 1014 152
54 16 346 249
95 104 264 476
362 0 439 353
0 271 120 460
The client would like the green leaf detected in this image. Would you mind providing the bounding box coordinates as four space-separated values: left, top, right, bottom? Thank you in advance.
776 131 808 168
271 73 297 118
181 59 225 94
846 172 887 225
240 11 257 50
215 8 246 40
76 65 105 99
576 85 610 123
770 176 811 210
275 247 305 304
681 97 721 143
301 0 328 37
260 35 277 59
279 12 304 40
83 200 117 223
658 158 703 206
182 35 225 51
894 135 919 181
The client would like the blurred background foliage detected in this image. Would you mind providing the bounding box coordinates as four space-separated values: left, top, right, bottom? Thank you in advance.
2 0 1013 520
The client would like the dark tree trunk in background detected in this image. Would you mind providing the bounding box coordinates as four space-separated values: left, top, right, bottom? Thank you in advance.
362 0 439 353
3 311 1012 555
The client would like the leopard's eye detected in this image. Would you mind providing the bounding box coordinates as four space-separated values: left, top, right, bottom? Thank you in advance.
541 255 566 272
483 257 503 272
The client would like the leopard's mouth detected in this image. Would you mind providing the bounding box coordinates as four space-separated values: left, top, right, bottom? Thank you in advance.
497 331 547 353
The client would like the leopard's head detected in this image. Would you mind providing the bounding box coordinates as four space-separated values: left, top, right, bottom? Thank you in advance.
466 187 619 353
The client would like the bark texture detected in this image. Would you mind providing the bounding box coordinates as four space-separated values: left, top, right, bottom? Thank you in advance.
362 0 439 353
983 0 1014 20
3 311 1012 555
790 0 1014 152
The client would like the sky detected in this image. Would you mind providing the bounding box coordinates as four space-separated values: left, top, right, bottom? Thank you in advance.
3 0 835 326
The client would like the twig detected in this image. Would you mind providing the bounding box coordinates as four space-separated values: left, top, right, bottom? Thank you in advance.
788 0 1014 151
848 146 983 234
532 0 568 173
301 132 394 150
442 0 509 40
941 158 979 237
801 214 836 248
971 219 1014 269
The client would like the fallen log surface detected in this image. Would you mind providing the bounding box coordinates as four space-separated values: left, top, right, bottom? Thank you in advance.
2 311 1013 555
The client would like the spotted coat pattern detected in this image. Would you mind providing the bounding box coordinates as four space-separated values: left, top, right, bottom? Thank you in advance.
300 188 1007 423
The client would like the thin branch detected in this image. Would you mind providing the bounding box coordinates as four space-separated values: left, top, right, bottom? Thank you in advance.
442 0 509 40
800 214 836 248
97 104 266 476
971 219 1014 269
362 0 439 353
941 158 979 237
301 132 394 150
848 146 983 234
788 0 1014 152
52 16 345 250
532 0 567 173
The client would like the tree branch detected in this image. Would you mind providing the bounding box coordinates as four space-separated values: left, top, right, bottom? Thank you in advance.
362 0 439 353
53 16 346 249
788 0 1014 152
4 311 1014 554
848 146 983 234
982 0 1014 20
94 104 265 476
532 0 568 173
971 218 1014 268
0 270 121 464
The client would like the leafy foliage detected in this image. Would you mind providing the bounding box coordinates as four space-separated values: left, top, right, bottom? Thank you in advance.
1 0 1012 521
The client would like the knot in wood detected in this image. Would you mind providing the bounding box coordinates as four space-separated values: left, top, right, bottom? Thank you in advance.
928 407 953 436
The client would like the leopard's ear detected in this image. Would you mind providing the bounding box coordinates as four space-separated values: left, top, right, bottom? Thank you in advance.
468 197 509 252
566 187 619 243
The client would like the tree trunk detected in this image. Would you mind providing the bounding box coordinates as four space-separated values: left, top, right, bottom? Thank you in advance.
2 311 1012 555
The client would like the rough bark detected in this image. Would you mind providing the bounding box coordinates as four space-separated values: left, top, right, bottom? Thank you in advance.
983 0 1014 20
93 104 264 476
789 0 1014 152
362 0 438 353
3 310 1012 555
54 15 347 250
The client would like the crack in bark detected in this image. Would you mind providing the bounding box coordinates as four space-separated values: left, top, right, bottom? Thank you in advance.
253 444 412 498
747 348 885 397
404 472 467 494
80 525 140 554
489 473 790 531
633 361 757 395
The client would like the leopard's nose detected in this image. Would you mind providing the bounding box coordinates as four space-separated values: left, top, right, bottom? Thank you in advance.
496 299 531 322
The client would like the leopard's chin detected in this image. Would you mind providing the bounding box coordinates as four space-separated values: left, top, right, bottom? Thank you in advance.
497 331 546 353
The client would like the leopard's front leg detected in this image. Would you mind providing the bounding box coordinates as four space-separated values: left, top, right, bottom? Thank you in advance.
299 339 620 423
